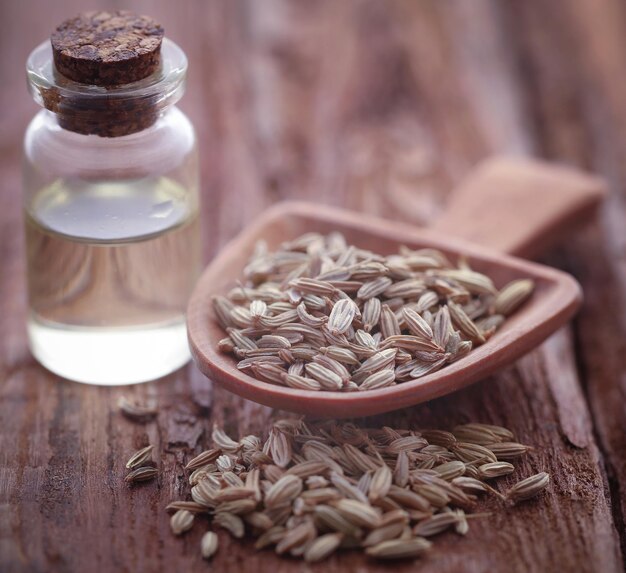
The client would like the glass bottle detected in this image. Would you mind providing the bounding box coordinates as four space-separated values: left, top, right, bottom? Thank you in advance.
23 36 201 385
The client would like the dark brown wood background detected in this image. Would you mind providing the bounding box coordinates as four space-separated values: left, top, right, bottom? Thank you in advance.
1 1 625 572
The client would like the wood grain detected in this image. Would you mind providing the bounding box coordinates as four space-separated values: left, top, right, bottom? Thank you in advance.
0 1 624 572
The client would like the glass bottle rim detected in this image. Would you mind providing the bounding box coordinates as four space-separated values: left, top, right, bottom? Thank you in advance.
26 38 187 115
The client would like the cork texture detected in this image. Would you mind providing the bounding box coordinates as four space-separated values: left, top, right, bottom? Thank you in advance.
51 10 163 86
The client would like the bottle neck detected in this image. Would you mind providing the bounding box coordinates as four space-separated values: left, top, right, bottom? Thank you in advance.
27 38 187 138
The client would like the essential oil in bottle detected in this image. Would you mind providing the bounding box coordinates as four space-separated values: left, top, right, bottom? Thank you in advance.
23 11 201 384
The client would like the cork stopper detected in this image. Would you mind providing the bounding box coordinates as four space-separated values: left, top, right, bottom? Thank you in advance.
51 11 164 86
29 11 181 137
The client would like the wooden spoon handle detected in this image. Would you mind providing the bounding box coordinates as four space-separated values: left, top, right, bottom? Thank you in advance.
430 156 606 258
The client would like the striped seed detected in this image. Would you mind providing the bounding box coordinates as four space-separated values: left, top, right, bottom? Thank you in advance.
409 358 447 379
452 442 498 464
285 374 322 391
319 346 360 365
448 301 486 344
362 521 406 547
359 369 396 391
478 462 515 479
330 472 370 504
215 487 255 502
437 269 496 295
313 505 363 538
125 466 158 483
312 354 351 382
257 335 292 349
268 429 293 468
229 307 253 328
251 363 287 385
402 307 435 341
171 510 194 535
453 424 501 445
214 512 245 538
380 305 401 339
296 302 328 328
212 296 235 328
305 363 343 390
352 349 398 376
212 426 240 452
249 299 268 318
265 475 303 508
380 334 442 353
362 298 382 332
254 526 286 549
300 487 341 504
304 532 343 563
125 445 154 469
365 537 432 559
288 361 304 376
414 290 439 313
166 501 209 514
388 436 428 453
433 306 452 349
433 461 466 481
420 430 457 448
387 486 431 512
506 472 550 503
328 298 359 335
357 277 393 300
413 512 459 537
244 511 274 531
485 442 530 460
275 521 315 554
495 279 535 316
286 461 329 479
369 464 393 501
227 328 257 351
289 278 337 296
451 477 491 495
258 310 299 328
354 329 379 350
384 278 426 299
333 498 382 528
201 531 219 559
393 451 410 487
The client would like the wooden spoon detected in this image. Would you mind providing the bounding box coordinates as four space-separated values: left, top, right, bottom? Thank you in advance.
187 156 605 417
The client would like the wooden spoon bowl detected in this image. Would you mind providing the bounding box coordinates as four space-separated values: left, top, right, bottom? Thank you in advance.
187 157 604 417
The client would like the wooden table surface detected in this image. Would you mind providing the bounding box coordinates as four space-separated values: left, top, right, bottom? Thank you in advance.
1 1 625 572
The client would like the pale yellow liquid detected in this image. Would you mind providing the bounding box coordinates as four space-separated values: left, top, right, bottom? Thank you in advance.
25 177 201 385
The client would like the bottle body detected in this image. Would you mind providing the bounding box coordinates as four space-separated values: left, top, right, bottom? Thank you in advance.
23 107 201 384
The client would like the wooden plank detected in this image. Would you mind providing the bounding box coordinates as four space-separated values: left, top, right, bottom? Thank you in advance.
0 0 623 571
504 0 626 558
